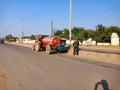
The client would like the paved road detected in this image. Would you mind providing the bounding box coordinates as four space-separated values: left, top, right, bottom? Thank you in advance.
0 43 120 90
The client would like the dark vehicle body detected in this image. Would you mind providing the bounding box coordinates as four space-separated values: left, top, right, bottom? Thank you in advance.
0 38 4 44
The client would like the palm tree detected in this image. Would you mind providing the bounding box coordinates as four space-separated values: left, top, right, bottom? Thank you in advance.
96 24 106 31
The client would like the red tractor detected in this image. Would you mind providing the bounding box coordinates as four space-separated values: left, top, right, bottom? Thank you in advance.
32 35 67 54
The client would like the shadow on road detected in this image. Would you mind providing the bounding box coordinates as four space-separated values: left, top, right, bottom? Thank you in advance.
94 79 110 90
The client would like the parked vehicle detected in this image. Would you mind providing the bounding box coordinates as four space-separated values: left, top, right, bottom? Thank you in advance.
0 38 4 44
32 35 67 54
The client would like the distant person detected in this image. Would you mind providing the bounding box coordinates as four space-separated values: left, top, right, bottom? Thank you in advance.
73 39 79 55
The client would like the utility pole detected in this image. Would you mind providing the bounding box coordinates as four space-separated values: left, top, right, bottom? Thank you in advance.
21 18 25 43
51 21 54 37
69 0 72 42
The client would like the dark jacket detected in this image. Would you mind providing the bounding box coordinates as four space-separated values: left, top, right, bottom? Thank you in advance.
73 40 79 48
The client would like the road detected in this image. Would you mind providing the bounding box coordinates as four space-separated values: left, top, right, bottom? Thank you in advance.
0 43 120 90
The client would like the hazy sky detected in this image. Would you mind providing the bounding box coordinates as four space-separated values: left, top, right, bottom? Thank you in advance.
0 0 120 37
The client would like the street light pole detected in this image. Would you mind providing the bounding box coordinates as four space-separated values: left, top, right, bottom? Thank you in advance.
21 18 25 43
51 21 54 37
69 0 72 42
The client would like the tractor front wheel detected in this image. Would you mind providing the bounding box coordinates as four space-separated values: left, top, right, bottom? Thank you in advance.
32 46 35 51
35 43 40 52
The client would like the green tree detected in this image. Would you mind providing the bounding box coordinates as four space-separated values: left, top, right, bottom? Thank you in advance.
54 30 63 37
30 35 35 40
5 34 18 42
105 26 120 37
62 28 69 39
23 36 30 38
95 25 120 42
96 24 106 31
103 26 120 42
53 25 120 43
86 29 95 39
77 30 86 41
5 34 13 42
95 24 106 42
72 27 85 40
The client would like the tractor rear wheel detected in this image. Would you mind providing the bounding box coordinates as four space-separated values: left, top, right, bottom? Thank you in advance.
46 45 52 54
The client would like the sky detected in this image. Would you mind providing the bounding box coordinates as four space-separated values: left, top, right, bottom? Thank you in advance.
0 0 120 37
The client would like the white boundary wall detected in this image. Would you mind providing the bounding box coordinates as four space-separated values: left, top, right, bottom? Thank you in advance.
97 43 110 46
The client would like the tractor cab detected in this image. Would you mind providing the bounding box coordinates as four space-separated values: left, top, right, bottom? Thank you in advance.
57 38 67 52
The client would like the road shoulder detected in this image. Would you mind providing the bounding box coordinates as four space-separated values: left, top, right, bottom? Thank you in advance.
5 42 120 66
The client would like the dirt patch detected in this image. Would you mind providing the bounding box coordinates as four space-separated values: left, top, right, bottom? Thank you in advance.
67 47 120 65
81 45 120 51
0 73 7 90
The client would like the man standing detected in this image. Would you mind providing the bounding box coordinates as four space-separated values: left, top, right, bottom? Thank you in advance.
73 39 79 55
